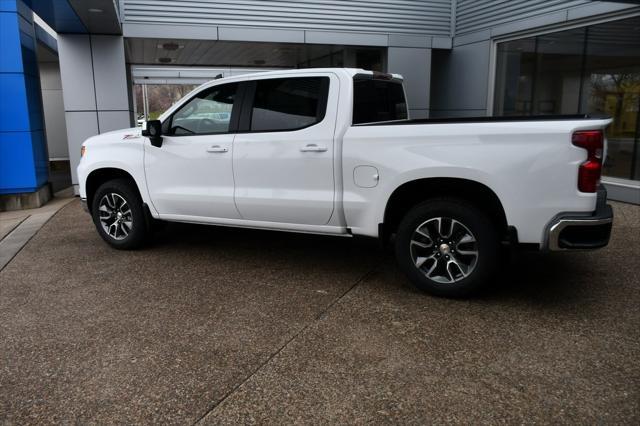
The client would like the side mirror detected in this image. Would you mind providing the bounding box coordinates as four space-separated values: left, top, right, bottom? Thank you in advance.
142 120 163 147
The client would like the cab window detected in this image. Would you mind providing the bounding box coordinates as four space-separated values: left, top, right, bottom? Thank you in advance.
249 77 329 132
352 79 407 124
169 83 238 135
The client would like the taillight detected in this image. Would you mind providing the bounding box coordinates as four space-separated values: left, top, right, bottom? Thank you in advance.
572 130 603 193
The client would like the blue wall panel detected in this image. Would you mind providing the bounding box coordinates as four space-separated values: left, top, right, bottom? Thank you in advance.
25 74 44 131
29 0 87 34
0 0 19 12
0 0 49 194
0 132 37 193
0 8 23 72
30 130 48 188
0 74 30 132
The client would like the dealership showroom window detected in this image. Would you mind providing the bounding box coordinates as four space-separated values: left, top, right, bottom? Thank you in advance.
494 16 640 182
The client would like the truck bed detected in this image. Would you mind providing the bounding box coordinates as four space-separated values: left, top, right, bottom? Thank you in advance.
355 114 609 126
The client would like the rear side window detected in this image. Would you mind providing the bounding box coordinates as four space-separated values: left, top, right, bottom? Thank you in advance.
353 79 408 124
250 77 329 132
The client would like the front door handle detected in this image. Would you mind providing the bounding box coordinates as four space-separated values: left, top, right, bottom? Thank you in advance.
206 145 228 153
300 144 327 152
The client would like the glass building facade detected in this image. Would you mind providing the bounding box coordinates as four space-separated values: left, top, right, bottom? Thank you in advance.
494 17 640 181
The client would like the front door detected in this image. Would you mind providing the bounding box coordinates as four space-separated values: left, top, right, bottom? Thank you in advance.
232 74 338 225
144 82 241 219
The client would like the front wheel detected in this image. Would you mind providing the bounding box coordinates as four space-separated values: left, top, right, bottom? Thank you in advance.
91 178 148 249
395 198 500 297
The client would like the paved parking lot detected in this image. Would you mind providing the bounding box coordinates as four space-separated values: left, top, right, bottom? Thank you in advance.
1 200 638 424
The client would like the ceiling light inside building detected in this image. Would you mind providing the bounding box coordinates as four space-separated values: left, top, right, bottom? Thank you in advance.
88 8 103 13
159 42 183 51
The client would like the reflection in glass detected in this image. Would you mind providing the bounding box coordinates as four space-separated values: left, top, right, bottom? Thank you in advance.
494 17 640 180
171 83 237 135
251 77 327 132
134 84 198 125
582 20 640 180
534 28 585 115
493 38 535 115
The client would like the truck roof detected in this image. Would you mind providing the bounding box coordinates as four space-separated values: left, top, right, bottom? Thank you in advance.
198 68 403 87
158 68 404 122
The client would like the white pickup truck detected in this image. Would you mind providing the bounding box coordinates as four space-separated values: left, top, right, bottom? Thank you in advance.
78 68 613 297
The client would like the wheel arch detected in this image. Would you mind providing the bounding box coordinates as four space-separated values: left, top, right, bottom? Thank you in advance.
382 177 510 241
85 168 142 214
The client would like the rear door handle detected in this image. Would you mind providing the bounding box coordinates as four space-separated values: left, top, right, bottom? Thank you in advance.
300 144 327 152
206 145 228 153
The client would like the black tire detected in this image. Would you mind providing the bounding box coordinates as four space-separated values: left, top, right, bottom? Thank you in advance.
395 198 500 298
91 178 148 250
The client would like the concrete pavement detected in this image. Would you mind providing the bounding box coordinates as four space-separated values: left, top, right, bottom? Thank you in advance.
0 188 75 271
0 200 638 424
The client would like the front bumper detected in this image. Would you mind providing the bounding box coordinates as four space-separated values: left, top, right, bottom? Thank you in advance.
545 186 613 251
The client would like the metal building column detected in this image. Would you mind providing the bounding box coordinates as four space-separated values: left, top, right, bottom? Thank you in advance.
57 34 132 194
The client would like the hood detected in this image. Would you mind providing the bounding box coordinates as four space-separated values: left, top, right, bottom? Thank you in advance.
84 127 143 145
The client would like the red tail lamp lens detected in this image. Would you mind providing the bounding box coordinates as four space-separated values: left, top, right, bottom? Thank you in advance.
572 130 603 193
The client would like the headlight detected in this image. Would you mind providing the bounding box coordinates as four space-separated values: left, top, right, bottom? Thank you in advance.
80 146 86 157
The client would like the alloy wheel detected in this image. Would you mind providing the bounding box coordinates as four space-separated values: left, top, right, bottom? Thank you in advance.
98 193 133 241
409 217 479 284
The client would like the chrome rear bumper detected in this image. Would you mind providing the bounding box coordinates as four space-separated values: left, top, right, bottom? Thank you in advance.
545 186 613 251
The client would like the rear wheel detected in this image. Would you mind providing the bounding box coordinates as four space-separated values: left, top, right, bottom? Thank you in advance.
91 179 148 249
395 198 500 297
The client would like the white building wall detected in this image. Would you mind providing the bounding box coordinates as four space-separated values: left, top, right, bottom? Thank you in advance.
455 0 591 36
122 0 453 36
388 47 431 119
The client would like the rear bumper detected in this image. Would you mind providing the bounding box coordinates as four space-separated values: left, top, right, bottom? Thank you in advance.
545 186 613 251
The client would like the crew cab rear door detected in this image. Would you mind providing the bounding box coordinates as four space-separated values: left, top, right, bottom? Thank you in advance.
232 73 338 225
